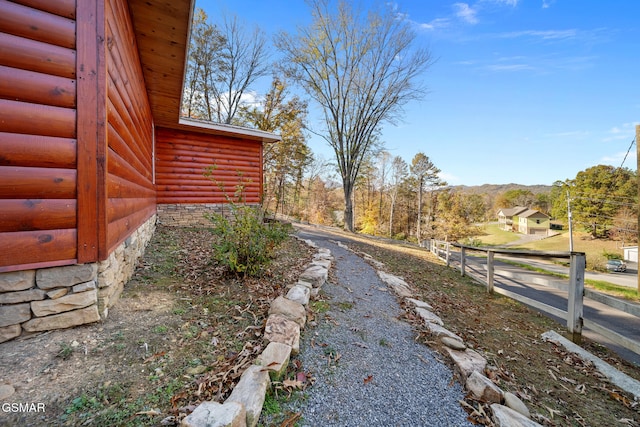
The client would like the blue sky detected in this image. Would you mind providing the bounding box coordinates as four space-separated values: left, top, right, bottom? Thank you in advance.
195 0 639 186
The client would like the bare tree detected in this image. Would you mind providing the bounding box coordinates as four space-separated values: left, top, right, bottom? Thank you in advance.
275 0 432 231
388 156 408 237
182 10 270 124
214 15 270 124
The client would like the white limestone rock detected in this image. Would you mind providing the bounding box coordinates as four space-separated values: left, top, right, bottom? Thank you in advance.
446 347 487 380
504 392 530 418
286 285 311 306
491 404 542 427
406 298 433 310
415 307 444 326
376 271 412 298
257 342 292 381
269 296 306 328
226 365 271 427
264 314 300 355
181 401 246 427
466 371 503 403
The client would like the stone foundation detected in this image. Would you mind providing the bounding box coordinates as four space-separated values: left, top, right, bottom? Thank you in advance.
157 203 257 226
0 215 156 343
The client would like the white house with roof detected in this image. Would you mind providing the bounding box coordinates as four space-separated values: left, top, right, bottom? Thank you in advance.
497 206 550 235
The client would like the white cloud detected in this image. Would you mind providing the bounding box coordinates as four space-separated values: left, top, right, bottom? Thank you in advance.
498 29 578 40
490 0 519 6
417 17 451 30
542 0 555 8
453 3 479 24
486 63 533 72
603 122 640 142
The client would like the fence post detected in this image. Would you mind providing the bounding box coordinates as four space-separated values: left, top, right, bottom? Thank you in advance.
487 250 494 293
446 243 450 267
460 247 466 276
567 252 585 344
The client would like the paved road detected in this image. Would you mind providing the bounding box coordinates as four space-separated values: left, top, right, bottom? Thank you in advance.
444 250 640 366
495 255 638 289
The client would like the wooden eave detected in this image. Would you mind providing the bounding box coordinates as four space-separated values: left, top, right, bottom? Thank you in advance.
128 0 280 143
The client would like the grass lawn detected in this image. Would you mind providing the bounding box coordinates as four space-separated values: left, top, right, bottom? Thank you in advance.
513 230 624 271
473 223 522 246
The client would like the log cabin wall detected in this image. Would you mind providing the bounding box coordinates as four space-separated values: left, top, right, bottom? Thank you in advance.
0 0 79 271
104 0 156 256
155 127 263 225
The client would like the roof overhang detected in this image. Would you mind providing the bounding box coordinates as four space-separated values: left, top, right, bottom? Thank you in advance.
177 118 282 143
127 0 280 143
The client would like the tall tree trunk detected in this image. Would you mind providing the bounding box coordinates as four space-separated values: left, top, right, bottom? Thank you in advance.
416 177 424 244
389 193 396 237
343 180 355 232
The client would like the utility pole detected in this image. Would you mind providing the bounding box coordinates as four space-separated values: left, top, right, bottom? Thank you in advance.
636 124 639 293
567 191 574 252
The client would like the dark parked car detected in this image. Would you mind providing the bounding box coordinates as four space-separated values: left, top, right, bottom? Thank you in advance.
606 259 627 272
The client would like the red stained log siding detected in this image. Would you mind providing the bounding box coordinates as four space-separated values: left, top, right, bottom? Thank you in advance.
104 0 155 256
0 0 78 271
155 127 263 204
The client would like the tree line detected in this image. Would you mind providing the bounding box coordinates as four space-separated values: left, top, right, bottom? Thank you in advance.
181 2 637 244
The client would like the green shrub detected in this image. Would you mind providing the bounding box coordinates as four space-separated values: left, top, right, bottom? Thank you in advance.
207 204 291 276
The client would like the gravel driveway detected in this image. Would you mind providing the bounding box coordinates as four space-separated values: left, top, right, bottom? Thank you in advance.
284 228 472 426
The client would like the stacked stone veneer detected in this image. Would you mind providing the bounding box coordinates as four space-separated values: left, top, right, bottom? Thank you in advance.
0 215 156 344
158 203 253 226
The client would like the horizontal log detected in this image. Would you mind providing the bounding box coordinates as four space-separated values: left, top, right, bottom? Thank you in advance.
154 188 261 199
155 175 261 186
106 205 156 254
107 148 153 189
107 197 155 224
0 199 76 232
155 174 261 185
156 182 260 193
156 136 262 154
0 32 76 79
106 173 155 199
155 153 261 168
11 0 75 20
106 61 153 158
156 144 260 158
0 65 75 108
0 228 76 268
0 99 76 138
0 1 75 49
0 166 76 198
155 163 261 175
107 108 152 173
106 82 153 171
0 132 76 168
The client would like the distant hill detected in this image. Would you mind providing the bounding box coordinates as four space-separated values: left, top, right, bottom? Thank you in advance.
451 183 552 196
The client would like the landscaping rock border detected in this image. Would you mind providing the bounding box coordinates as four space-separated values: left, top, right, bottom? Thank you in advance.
181 237 333 427
345 244 543 427
182 236 541 427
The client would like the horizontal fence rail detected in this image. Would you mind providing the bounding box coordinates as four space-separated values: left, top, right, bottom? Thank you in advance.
428 239 640 356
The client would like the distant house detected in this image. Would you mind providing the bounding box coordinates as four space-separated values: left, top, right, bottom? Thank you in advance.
497 206 528 231
497 207 550 235
515 209 550 235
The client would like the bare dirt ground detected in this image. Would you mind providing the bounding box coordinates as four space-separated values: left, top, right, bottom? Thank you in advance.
0 226 314 427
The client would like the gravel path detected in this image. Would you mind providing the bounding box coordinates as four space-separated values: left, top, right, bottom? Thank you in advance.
284 227 473 427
